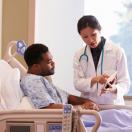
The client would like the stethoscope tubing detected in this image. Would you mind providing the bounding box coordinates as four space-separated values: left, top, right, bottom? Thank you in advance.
79 45 104 90
79 45 104 74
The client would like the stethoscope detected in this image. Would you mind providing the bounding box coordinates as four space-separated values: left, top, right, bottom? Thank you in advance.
79 45 104 90
79 45 104 86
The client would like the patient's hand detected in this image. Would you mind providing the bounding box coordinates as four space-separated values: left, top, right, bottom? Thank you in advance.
81 102 99 111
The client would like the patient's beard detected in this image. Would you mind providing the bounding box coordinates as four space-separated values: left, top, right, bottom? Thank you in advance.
41 69 55 76
48 69 55 75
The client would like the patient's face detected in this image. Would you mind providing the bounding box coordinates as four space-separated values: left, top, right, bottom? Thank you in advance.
39 52 55 76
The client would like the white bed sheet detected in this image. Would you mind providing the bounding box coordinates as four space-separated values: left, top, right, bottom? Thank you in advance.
81 109 132 132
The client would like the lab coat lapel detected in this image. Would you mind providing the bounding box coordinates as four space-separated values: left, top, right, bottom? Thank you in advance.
97 41 112 75
86 45 96 74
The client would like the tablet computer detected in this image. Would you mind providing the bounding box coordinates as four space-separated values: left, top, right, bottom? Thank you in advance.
104 71 117 89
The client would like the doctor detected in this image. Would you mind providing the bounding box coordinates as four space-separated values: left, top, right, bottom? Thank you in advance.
73 15 130 105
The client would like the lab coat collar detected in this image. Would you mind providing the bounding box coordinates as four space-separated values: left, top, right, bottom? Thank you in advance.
86 44 96 72
104 40 113 51
85 39 112 70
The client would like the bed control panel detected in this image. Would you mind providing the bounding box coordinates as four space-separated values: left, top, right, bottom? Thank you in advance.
47 123 62 132
62 104 72 132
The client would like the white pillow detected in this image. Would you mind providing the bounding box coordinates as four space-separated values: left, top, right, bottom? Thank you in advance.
0 60 23 109
0 60 12 80
0 60 13 109
17 96 34 110
0 79 7 110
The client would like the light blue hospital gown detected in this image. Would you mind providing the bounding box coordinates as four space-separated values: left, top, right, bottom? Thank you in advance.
20 74 69 108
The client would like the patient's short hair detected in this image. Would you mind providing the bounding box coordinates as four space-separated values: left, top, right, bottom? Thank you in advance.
24 43 49 67
77 15 101 34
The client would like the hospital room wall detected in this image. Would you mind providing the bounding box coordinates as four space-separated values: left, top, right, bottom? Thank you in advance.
1 0 35 66
0 0 2 58
35 0 84 95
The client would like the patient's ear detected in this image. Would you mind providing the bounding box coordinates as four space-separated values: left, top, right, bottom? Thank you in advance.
30 64 42 74
32 64 40 69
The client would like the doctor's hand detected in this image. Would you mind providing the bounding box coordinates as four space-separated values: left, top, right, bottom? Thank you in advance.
91 74 109 87
98 74 109 84
100 85 117 96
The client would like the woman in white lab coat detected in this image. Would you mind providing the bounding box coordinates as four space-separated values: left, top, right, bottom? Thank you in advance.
73 15 130 105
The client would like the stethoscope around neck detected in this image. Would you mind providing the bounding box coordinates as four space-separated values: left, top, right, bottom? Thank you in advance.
79 45 104 76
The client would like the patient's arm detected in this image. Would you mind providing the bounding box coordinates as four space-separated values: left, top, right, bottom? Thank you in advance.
68 95 93 105
41 95 99 110
41 95 93 109
41 103 63 109
68 95 99 110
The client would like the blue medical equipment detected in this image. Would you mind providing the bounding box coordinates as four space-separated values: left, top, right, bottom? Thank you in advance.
62 104 72 132
16 40 27 56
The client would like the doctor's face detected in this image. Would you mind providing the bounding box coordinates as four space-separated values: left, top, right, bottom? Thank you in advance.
80 27 101 48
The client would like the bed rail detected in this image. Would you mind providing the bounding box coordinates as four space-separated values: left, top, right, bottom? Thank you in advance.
73 106 102 132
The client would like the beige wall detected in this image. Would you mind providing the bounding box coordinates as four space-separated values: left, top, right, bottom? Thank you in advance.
124 96 132 105
0 0 2 58
1 0 35 65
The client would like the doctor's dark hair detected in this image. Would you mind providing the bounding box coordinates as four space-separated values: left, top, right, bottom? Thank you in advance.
77 15 101 34
24 43 49 67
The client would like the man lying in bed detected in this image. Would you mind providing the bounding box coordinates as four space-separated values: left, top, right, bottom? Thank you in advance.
20 43 99 110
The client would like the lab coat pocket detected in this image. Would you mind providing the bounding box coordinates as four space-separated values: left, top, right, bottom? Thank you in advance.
105 54 117 70
78 64 86 78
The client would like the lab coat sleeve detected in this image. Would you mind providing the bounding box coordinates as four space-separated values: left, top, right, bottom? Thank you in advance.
73 52 96 93
115 47 130 98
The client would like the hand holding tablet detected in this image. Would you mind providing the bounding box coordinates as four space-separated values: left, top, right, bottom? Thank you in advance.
99 71 117 96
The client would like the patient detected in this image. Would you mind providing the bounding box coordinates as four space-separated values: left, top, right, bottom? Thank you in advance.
20 44 99 110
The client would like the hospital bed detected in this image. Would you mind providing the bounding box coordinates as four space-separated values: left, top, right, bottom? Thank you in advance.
0 41 132 132
0 41 102 132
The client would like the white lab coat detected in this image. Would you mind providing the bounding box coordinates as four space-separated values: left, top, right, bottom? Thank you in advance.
73 40 130 105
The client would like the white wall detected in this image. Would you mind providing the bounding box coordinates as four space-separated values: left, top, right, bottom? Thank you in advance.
35 0 84 95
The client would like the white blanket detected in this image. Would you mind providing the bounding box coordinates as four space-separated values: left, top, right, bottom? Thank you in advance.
81 109 132 132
